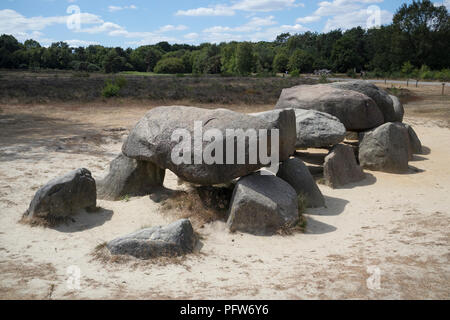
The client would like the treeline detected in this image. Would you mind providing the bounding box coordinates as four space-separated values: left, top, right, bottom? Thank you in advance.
0 0 449 79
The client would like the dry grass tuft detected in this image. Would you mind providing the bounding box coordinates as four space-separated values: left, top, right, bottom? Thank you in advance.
160 185 234 228
90 241 203 269
19 214 73 228
277 193 308 236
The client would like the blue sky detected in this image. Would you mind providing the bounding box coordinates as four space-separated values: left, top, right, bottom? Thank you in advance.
0 0 448 47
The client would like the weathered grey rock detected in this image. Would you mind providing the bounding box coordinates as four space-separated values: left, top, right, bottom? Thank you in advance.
227 174 299 235
359 122 410 173
25 168 96 219
275 84 384 131
324 145 365 188
330 80 397 122
97 153 165 200
389 95 404 123
107 219 197 259
293 109 346 148
123 106 278 185
277 158 325 208
404 124 423 154
250 109 296 160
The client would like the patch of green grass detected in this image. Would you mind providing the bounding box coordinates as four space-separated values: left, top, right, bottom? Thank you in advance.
119 71 172 77
121 194 130 202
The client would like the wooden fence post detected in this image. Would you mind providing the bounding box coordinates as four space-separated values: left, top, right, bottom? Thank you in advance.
443 83 446 96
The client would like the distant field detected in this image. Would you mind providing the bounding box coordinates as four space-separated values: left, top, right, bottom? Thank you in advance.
0 70 316 105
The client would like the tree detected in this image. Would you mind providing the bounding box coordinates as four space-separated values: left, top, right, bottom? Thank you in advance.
273 52 289 73
153 57 185 74
331 28 367 72
0 34 22 68
274 33 290 45
103 49 126 73
393 0 449 69
220 42 238 74
288 49 315 73
236 42 254 75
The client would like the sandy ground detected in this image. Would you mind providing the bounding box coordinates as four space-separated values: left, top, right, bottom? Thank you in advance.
0 88 449 300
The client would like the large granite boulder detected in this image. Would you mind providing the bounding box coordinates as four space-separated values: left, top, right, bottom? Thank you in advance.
107 219 197 259
250 109 296 160
329 80 397 122
404 124 423 155
389 95 404 123
277 158 325 208
359 122 410 173
293 109 346 148
324 145 365 188
24 168 96 219
97 153 165 200
122 106 279 185
227 174 299 235
275 84 384 131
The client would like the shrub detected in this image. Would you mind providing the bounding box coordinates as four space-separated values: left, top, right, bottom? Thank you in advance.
437 69 450 82
401 61 414 76
290 69 300 77
102 81 120 98
154 57 185 74
346 69 357 78
87 64 100 72
114 76 127 89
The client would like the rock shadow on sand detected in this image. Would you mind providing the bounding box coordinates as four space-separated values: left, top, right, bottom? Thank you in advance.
307 196 349 216
53 207 113 233
304 217 337 235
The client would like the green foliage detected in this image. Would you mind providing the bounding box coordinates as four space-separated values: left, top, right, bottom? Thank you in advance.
290 69 300 77
0 1 448 76
401 61 415 76
346 69 357 78
273 52 289 73
236 42 255 75
102 81 120 98
288 49 314 73
101 76 127 98
154 57 185 74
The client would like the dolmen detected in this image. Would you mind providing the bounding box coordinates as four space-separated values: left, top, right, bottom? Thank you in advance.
275 80 422 175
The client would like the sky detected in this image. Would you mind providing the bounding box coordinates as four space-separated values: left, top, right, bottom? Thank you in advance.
0 0 449 48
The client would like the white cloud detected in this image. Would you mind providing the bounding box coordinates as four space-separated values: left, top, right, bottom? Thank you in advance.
157 25 188 32
184 32 199 40
296 15 321 23
108 5 137 13
203 16 276 33
434 0 450 10
0 8 184 46
175 0 303 16
232 0 301 12
79 22 123 34
0 9 102 41
64 39 99 47
323 7 393 32
297 0 392 32
175 5 235 17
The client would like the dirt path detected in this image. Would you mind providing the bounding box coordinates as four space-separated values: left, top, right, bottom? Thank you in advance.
0 101 449 300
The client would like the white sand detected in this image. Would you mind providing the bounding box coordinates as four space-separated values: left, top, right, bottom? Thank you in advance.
0 110 449 299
